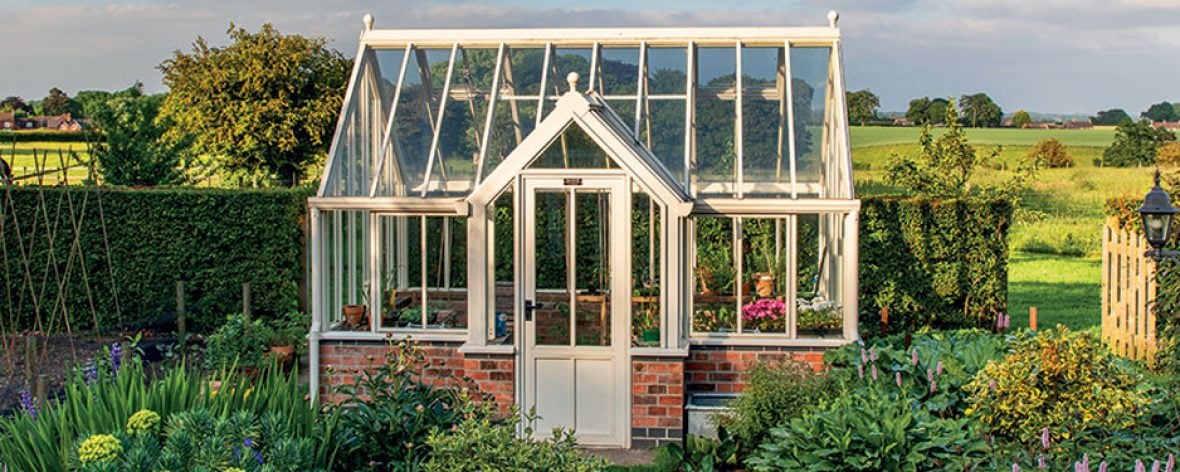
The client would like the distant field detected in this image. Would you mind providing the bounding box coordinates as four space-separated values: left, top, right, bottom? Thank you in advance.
850 125 1117 148
0 141 95 184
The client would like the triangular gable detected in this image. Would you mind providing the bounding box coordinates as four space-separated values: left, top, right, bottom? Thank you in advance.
467 91 692 216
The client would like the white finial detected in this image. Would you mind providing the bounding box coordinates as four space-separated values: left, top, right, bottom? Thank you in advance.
566 72 580 93
362 14 374 31
827 10 839 28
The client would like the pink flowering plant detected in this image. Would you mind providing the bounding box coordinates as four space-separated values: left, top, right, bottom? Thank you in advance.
741 298 786 333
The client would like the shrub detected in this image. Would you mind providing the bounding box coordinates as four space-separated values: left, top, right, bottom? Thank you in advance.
328 339 470 471
746 386 990 471
424 406 609 472
1028 138 1074 168
202 313 276 369
964 326 1150 451
1158 142 1180 167
720 361 835 451
1103 119 1175 167
859 198 1012 336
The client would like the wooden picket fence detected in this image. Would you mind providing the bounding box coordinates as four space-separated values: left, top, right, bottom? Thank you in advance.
1101 217 1158 365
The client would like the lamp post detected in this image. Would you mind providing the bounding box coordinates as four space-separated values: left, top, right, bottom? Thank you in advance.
1138 170 1180 262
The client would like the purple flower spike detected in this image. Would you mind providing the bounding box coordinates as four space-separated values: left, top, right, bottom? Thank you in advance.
911 348 919 366
997 313 1004 330
253 449 265 465
895 372 902 388
929 380 937 393
1166 454 1174 472
1153 460 1161 472
860 348 868 364
18 389 36 419
1082 454 1090 471
858 363 864 379
927 368 934 383
243 437 255 448
83 360 98 385
1004 313 1011 329
1039 455 1046 469
1136 460 1146 472
1099 462 1108 472
1013 464 1020 472
871 364 879 381
870 346 877 362
110 342 123 375
1041 427 1050 450
936 360 944 376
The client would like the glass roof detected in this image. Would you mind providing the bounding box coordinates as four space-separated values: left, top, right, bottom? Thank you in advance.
319 29 853 200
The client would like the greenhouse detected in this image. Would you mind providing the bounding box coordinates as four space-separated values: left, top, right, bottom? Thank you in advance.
309 13 858 448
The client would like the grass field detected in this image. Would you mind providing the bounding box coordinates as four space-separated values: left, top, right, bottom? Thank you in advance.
851 125 1139 330
0 141 95 184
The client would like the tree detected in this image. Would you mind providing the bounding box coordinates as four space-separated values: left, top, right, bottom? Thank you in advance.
1011 110 1032 128
1091 109 1131 126
1102 119 1176 167
158 23 350 186
1142 101 1179 122
0 96 33 114
41 87 81 116
846 89 879 126
75 84 144 125
90 93 187 186
959 92 1002 128
1027 138 1072 168
905 97 950 125
887 99 1033 199
1157 141 1180 167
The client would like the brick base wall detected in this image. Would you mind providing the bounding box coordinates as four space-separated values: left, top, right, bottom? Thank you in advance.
686 345 826 394
631 357 685 448
317 340 514 414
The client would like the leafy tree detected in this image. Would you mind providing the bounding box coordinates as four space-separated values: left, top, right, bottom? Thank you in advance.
75 84 144 125
158 23 350 186
1142 101 1179 122
1091 108 1131 126
1027 138 1073 168
41 87 80 116
90 93 187 186
887 99 1033 199
905 97 949 125
1011 109 1031 128
1102 119 1176 167
959 92 1002 128
0 96 32 114
1157 141 1180 167
846 89 879 126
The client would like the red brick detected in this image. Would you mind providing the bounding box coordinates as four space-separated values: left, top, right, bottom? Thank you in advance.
634 417 658 428
658 395 681 406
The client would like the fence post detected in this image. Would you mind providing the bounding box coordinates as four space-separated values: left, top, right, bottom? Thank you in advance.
1029 306 1038 331
23 337 34 385
879 306 888 338
176 281 186 340
34 374 48 410
242 282 252 323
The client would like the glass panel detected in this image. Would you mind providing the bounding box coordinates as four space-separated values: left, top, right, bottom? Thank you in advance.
740 218 787 334
428 48 496 196
644 99 686 181
535 190 571 345
486 100 537 174
692 217 736 333
505 47 548 97
323 210 369 331
574 190 611 346
632 190 661 347
387 47 451 196
424 217 468 329
491 190 515 344
695 47 737 197
606 100 636 135
543 48 593 112
796 213 842 338
327 51 393 196
599 47 640 96
790 47 831 197
647 47 687 95
531 124 617 169
742 47 789 197
380 216 423 329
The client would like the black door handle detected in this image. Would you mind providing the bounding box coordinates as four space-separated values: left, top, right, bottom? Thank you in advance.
524 299 543 321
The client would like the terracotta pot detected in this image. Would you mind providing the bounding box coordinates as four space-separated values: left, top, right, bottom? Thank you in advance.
343 304 367 326
754 273 776 298
269 345 295 369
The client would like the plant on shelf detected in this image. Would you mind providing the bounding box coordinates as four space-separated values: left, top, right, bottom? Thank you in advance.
742 298 787 333
267 310 305 369
632 285 660 345
342 285 369 329
203 314 275 371
747 225 786 299
694 304 736 333
797 297 842 332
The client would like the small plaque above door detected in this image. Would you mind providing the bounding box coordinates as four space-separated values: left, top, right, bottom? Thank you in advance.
563 178 583 186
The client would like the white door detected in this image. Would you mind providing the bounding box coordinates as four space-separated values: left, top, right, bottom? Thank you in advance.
520 171 630 447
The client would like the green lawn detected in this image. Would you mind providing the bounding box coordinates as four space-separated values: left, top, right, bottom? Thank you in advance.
0 141 94 184
851 126 1132 330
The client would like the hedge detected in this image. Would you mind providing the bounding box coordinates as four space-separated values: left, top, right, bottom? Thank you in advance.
0 130 99 143
859 197 1013 336
0 186 309 333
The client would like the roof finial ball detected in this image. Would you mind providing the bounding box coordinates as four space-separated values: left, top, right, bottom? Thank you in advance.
827 10 839 28
567 71 580 94
362 14 374 31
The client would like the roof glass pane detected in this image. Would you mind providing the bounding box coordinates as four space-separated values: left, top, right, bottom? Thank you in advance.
647 47 687 95
791 46 831 197
504 47 548 97
531 123 619 169
324 50 398 196
643 99 686 184
741 46 789 197
426 46 496 196
385 47 451 196
598 47 640 96
694 46 737 197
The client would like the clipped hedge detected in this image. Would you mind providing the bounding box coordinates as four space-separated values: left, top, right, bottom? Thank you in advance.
0 186 309 332
0 130 98 143
859 197 1013 336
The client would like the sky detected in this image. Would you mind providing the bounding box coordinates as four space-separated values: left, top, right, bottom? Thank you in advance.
1 0 1179 115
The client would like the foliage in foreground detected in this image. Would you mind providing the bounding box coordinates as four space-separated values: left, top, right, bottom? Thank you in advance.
425 406 608 472
718 360 835 453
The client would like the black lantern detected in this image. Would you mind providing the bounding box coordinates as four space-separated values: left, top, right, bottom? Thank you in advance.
1138 170 1178 261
